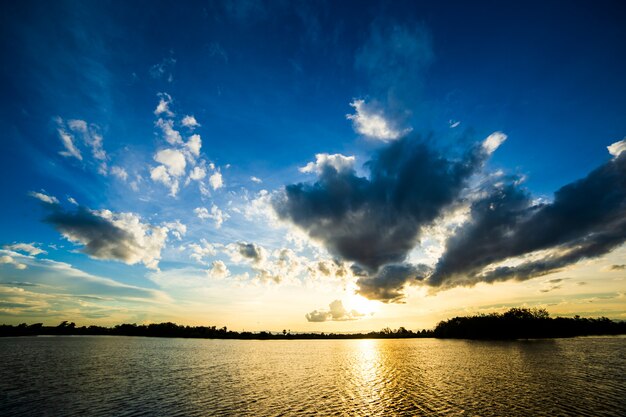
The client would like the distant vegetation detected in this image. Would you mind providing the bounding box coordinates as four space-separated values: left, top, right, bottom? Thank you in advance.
0 321 431 339
1 309 624 340
433 308 626 339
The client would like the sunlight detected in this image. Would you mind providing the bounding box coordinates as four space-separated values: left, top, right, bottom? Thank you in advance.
346 295 380 316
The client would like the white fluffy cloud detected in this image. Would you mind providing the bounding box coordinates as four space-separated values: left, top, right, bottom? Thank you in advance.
29 191 59 205
188 239 218 265
151 148 188 197
3 243 46 256
186 134 202 157
182 115 200 129
154 149 186 177
250 176 262 183
608 138 626 157
188 166 206 181
154 92 174 117
155 118 183 145
305 299 365 322
346 99 410 141
209 171 224 190
195 204 229 229
482 131 507 154
207 260 230 279
163 220 187 241
0 254 27 270
110 166 128 181
150 165 179 196
299 153 356 174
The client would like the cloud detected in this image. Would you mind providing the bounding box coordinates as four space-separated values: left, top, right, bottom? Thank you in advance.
57 124 83 160
482 131 507 154
110 166 128 181
150 58 176 82
356 263 431 303
150 165 179 196
299 153 355 174
29 191 59 205
186 134 202 157
209 171 224 190
207 260 230 279
305 300 365 322
155 118 183 145
0 255 27 270
274 136 493 272
3 243 46 256
0 250 167 302
428 152 626 289
346 99 410 141
55 117 109 173
449 120 461 128
67 119 107 166
182 115 200 129
163 220 186 241
154 92 174 117
194 205 229 228
154 149 186 176
234 242 266 264
189 166 206 181
610 264 626 271
151 148 188 196
43 206 170 270
607 138 626 158
188 239 218 265
250 176 262 183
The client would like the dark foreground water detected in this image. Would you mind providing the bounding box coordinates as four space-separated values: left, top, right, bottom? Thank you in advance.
1 336 624 416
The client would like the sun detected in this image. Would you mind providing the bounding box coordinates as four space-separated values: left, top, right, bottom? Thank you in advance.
345 294 379 316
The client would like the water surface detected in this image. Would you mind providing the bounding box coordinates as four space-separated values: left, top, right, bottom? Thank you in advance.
1 336 624 416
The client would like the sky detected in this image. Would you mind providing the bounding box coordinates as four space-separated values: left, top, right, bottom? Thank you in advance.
1 0 625 331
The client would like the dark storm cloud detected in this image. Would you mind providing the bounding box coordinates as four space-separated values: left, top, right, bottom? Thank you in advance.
42 206 166 270
429 153 626 288
356 263 431 303
274 137 491 272
609 264 626 270
45 207 136 262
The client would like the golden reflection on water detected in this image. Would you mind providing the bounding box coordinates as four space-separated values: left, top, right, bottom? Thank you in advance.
1 337 624 416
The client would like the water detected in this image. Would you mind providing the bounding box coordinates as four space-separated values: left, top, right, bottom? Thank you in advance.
1 336 624 416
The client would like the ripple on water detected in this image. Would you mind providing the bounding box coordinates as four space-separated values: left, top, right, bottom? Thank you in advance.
0 336 625 416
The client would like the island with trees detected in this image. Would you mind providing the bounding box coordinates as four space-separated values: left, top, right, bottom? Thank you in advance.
1 308 624 340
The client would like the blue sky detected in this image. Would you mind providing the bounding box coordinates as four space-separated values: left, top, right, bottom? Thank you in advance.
1 1 625 330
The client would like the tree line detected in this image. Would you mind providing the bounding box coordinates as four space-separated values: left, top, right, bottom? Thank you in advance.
433 308 626 339
1 308 624 340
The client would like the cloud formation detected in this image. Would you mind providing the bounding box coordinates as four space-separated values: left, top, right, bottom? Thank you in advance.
356 263 431 303
305 299 365 322
346 99 410 141
43 205 171 270
3 243 46 256
29 191 59 205
276 133 626 302
274 136 494 272
607 137 626 158
428 151 626 288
